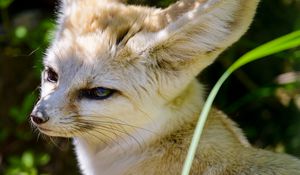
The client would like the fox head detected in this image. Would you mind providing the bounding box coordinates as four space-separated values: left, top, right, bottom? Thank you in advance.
31 0 259 145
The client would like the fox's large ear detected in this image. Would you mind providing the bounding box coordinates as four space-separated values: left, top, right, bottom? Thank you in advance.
140 0 259 75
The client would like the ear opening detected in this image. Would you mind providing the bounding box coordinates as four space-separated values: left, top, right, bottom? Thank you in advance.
144 0 259 74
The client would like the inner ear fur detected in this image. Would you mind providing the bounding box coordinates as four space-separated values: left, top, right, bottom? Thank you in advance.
145 0 259 73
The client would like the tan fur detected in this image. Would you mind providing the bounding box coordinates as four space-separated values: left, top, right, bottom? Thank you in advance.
31 0 300 174
126 81 300 174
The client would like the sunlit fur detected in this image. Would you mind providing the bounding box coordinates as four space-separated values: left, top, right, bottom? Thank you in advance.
31 0 300 174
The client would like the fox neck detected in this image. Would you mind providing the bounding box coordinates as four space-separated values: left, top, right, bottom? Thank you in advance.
73 79 204 174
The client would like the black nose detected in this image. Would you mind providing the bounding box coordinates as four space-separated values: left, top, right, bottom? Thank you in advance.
30 114 49 124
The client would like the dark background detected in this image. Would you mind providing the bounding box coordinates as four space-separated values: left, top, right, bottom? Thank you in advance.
0 0 300 174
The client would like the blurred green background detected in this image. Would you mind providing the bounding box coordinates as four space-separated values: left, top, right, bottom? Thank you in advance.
0 0 299 174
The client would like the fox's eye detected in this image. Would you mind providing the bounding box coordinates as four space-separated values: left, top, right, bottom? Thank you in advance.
81 87 115 100
45 67 58 83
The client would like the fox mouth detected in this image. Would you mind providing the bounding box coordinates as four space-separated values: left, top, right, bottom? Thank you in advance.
36 126 70 137
32 122 77 138
35 126 57 136
37 126 53 132
30 120 53 133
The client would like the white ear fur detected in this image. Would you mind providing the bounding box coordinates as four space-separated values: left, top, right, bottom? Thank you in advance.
145 0 259 73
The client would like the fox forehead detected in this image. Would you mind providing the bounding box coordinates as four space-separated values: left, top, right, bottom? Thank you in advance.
47 32 115 62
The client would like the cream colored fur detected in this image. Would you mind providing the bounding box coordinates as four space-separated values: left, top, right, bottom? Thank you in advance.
31 0 300 174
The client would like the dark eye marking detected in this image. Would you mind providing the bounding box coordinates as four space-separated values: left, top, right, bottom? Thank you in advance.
45 67 58 83
80 87 116 100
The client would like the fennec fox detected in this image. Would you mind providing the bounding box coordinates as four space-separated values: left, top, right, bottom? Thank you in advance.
30 0 300 174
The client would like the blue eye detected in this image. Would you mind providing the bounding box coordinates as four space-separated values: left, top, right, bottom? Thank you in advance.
81 87 115 100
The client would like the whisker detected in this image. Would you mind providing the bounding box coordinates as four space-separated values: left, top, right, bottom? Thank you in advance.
78 115 156 134
74 121 134 150
31 114 150 151
73 125 111 147
74 120 143 149
28 47 40 56
49 137 64 151
36 132 41 142
63 113 156 137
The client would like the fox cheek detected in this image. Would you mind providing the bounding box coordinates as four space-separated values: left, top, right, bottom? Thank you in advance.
65 103 80 116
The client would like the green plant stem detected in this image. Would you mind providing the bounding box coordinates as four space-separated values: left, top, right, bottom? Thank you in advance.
181 70 230 175
181 30 300 175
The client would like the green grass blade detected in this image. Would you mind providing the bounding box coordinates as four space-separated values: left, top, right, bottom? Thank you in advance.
181 30 300 175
